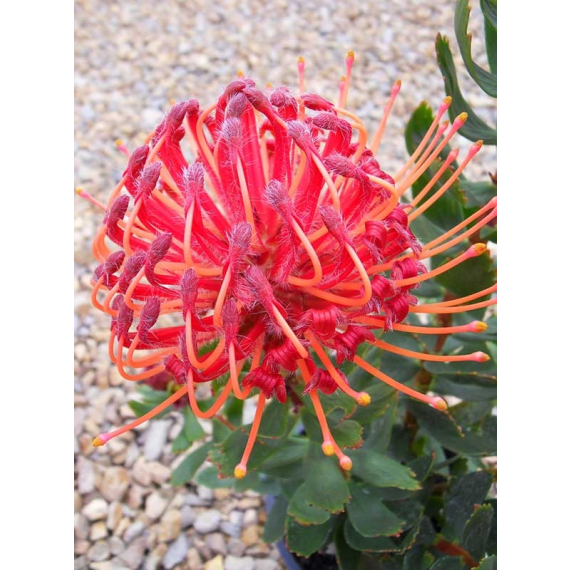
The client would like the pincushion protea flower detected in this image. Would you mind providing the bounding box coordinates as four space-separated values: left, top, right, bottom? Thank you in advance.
82 52 497 479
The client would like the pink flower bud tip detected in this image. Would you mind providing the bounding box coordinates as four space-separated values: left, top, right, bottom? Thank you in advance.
469 321 488 333
467 243 487 258
340 456 353 471
453 112 469 127
473 351 491 362
92 433 111 447
430 397 448 411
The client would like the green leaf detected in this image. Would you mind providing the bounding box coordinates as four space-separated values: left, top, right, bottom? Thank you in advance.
183 406 205 442
407 401 496 456
454 0 496 97
347 449 420 491
171 442 213 486
288 483 332 525
344 519 420 553
223 395 243 426
196 465 235 488
426 360 497 403
435 34 497 145
430 557 467 570
443 471 493 539
303 443 351 513
363 400 398 453
349 383 396 425
331 420 364 448
257 399 290 438
262 496 288 544
461 180 496 209
209 427 282 477
403 547 435 570
171 430 191 454
335 521 362 570
259 438 308 479
480 0 497 29
462 504 494 561
286 516 335 557
474 555 497 570
483 17 497 77
434 251 495 299
346 482 405 537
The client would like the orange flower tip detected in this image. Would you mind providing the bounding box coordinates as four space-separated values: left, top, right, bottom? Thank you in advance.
115 139 124 147
346 50 355 61
297 55 305 64
266 82 273 89
339 456 353 471
429 397 448 412
92 434 110 447
467 243 487 258
356 392 371 406
392 80 402 95
169 98 176 106
442 95 452 108
454 112 469 126
237 70 245 78
234 464 247 479
76 187 84 196
322 441 335 457
473 351 491 362
339 75 347 82
469 321 488 333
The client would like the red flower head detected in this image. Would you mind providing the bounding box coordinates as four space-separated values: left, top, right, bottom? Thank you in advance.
86 53 497 477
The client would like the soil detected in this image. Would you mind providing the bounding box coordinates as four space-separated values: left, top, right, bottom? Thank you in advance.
294 551 339 570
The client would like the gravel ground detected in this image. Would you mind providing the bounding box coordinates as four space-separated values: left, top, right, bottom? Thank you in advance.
74 1 497 569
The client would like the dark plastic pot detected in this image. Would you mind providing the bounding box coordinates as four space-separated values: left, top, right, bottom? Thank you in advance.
264 495 301 569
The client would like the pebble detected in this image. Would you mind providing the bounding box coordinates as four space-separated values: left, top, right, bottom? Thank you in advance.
243 508 258 527
194 509 223 533
147 461 171 484
145 491 170 520
117 536 147 569
227 538 246 557
156 509 182 542
77 456 96 494
87 540 110 562
224 556 256 570
220 521 241 538
205 555 225 570
106 502 123 532
206 532 227 555
241 525 260 547
254 561 280 570
90 521 108 541
75 513 89 539
162 533 189 569
186 547 203 569
180 505 196 528
123 520 145 543
99 467 130 502
144 543 168 570
109 536 125 556
74 555 88 570
143 420 170 460
83 498 109 522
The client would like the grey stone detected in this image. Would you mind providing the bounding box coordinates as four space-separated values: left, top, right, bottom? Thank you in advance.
194 509 222 533
254 560 280 570
180 505 196 528
145 491 170 520
143 420 170 461
220 521 241 538
206 532 227 555
162 534 189 569
100 467 130 502
123 520 145 543
117 536 147 569
224 556 255 570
